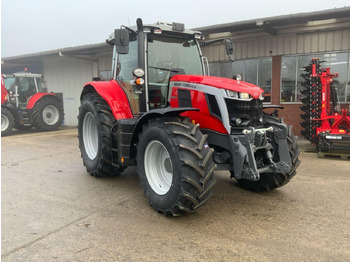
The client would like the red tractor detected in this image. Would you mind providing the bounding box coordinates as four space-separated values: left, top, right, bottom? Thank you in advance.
78 19 300 216
1 72 64 136
301 58 350 152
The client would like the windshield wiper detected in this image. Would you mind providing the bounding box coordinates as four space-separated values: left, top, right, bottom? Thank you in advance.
149 66 180 72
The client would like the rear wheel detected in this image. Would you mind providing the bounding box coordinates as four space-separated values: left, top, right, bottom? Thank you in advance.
78 93 125 177
1 107 14 136
32 97 64 131
236 124 301 191
136 117 216 216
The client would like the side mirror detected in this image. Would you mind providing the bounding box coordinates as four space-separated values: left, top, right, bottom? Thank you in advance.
115 29 129 54
225 39 235 62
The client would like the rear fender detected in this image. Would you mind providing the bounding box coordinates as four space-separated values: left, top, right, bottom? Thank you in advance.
26 93 60 109
81 80 133 120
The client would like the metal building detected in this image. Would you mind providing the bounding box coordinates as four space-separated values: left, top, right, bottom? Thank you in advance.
2 7 350 135
198 7 350 135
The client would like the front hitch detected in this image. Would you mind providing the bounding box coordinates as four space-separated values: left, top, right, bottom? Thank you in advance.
230 123 292 181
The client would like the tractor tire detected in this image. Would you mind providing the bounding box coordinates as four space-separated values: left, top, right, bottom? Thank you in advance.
136 117 216 216
1 107 14 136
32 97 64 131
78 92 125 177
236 123 301 192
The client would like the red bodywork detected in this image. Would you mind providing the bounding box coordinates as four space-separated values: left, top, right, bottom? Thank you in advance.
85 75 264 134
170 86 228 133
82 80 134 120
314 67 350 136
170 75 264 134
1 76 8 105
171 75 263 99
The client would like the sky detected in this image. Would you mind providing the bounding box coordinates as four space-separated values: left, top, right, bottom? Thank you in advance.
1 0 349 57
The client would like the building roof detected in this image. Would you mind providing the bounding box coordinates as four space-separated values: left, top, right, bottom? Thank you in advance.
2 42 111 64
194 6 350 36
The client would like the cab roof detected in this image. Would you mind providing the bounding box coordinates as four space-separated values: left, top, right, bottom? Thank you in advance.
3 72 42 78
107 21 202 43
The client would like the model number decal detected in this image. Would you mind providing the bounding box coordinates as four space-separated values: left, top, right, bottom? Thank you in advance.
325 135 342 140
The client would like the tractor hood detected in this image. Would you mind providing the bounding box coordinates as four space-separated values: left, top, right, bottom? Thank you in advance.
170 75 264 99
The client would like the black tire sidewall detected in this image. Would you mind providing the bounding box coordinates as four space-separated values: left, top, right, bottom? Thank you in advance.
32 98 63 131
137 124 183 210
78 99 102 172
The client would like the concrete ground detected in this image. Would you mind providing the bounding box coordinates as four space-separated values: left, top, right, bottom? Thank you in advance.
1 128 350 261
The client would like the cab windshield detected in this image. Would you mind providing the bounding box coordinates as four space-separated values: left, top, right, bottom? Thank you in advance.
147 35 203 108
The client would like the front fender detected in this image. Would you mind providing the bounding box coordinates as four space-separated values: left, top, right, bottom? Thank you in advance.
129 107 199 158
81 80 133 120
26 93 59 109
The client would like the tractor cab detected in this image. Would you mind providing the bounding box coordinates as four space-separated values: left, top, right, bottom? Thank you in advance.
107 20 207 114
3 72 45 108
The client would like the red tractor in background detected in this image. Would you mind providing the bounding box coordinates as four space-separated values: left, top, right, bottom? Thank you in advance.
301 58 350 152
1 71 64 136
78 19 300 216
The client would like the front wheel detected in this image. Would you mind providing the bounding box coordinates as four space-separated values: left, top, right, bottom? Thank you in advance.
1 107 14 136
136 117 216 216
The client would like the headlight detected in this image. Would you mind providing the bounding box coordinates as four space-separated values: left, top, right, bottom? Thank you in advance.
230 117 242 125
240 92 251 99
226 90 238 98
133 68 145 77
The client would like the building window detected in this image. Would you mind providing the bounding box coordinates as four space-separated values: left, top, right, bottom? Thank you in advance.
209 61 232 78
281 52 350 103
209 57 272 102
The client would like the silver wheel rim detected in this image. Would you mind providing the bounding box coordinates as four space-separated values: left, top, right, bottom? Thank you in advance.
144 140 173 195
42 105 60 125
83 112 98 160
1 114 9 132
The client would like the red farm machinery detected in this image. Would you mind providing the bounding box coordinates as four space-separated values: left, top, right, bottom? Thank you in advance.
1 71 64 136
78 19 301 216
300 58 350 152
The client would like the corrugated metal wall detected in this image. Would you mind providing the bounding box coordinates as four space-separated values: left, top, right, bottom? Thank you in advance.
98 56 112 71
43 57 93 126
202 28 350 61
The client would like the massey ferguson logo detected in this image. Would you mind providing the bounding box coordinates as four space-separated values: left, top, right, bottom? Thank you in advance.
174 82 197 89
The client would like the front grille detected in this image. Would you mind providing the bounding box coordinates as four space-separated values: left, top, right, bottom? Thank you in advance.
225 98 263 127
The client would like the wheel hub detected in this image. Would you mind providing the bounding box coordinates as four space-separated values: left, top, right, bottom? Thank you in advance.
82 112 98 160
42 105 59 125
144 140 173 195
